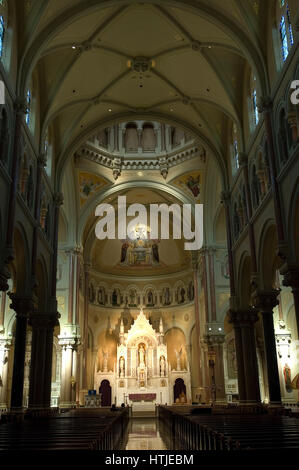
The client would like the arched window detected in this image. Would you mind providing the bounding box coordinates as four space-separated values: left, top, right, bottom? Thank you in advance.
0 0 8 59
279 1 294 62
249 73 259 132
25 89 31 126
0 15 4 58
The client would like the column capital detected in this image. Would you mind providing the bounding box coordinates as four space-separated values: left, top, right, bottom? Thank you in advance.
58 336 80 349
204 334 225 346
228 308 259 326
29 312 60 329
0 337 12 349
252 289 280 312
9 294 37 318
258 96 273 114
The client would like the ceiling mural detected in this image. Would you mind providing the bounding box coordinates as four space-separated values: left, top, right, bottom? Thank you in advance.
170 171 202 203
78 171 110 207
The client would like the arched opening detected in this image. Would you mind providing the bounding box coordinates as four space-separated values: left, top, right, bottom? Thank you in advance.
99 379 112 407
173 378 186 403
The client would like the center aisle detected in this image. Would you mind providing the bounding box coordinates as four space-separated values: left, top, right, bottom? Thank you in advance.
121 418 170 450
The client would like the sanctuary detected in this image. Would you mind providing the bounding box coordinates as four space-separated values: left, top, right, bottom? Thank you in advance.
94 309 191 408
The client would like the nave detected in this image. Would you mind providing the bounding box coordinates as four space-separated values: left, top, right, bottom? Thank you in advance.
1 405 299 451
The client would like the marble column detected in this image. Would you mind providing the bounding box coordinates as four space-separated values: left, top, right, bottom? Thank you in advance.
0 338 12 409
206 335 226 404
28 313 58 408
253 290 281 405
229 310 260 404
191 252 203 390
83 264 90 390
59 337 78 408
9 295 34 409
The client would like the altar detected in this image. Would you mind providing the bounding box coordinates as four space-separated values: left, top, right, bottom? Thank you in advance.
94 309 191 406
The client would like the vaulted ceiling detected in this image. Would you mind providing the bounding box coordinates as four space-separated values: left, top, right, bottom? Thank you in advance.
16 0 270 185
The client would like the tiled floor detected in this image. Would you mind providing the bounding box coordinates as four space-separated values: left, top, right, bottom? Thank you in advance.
124 418 169 450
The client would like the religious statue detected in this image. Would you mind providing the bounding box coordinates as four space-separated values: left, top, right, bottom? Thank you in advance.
98 287 105 305
138 344 146 366
162 287 171 305
160 355 166 377
102 349 108 372
147 290 154 306
120 241 129 263
174 347 183 371
119 356 125 377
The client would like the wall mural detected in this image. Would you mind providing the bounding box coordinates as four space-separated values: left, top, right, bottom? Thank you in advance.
171 171 202 203
78 171 109 207
118 238 161 268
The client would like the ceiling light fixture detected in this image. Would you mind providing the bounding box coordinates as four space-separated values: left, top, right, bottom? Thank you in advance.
72 45 76 49
108 109 112 112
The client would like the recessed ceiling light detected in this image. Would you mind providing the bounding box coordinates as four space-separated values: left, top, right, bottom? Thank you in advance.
208 46 212 49
72 45 76 49
108 109 112 112
137 172 143 177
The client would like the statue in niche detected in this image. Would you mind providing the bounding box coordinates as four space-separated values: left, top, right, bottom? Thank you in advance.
119 356 125 377
147 290 154 306
162 287 171 306
160 356 166 377
174 347 183 371
102 349 108 372
112 289 120 306
178 287 185 304
138 344 146 366
98 287 105 305
129 289 137 306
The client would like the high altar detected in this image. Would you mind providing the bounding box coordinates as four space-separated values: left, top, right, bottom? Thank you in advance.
94 309 191 407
